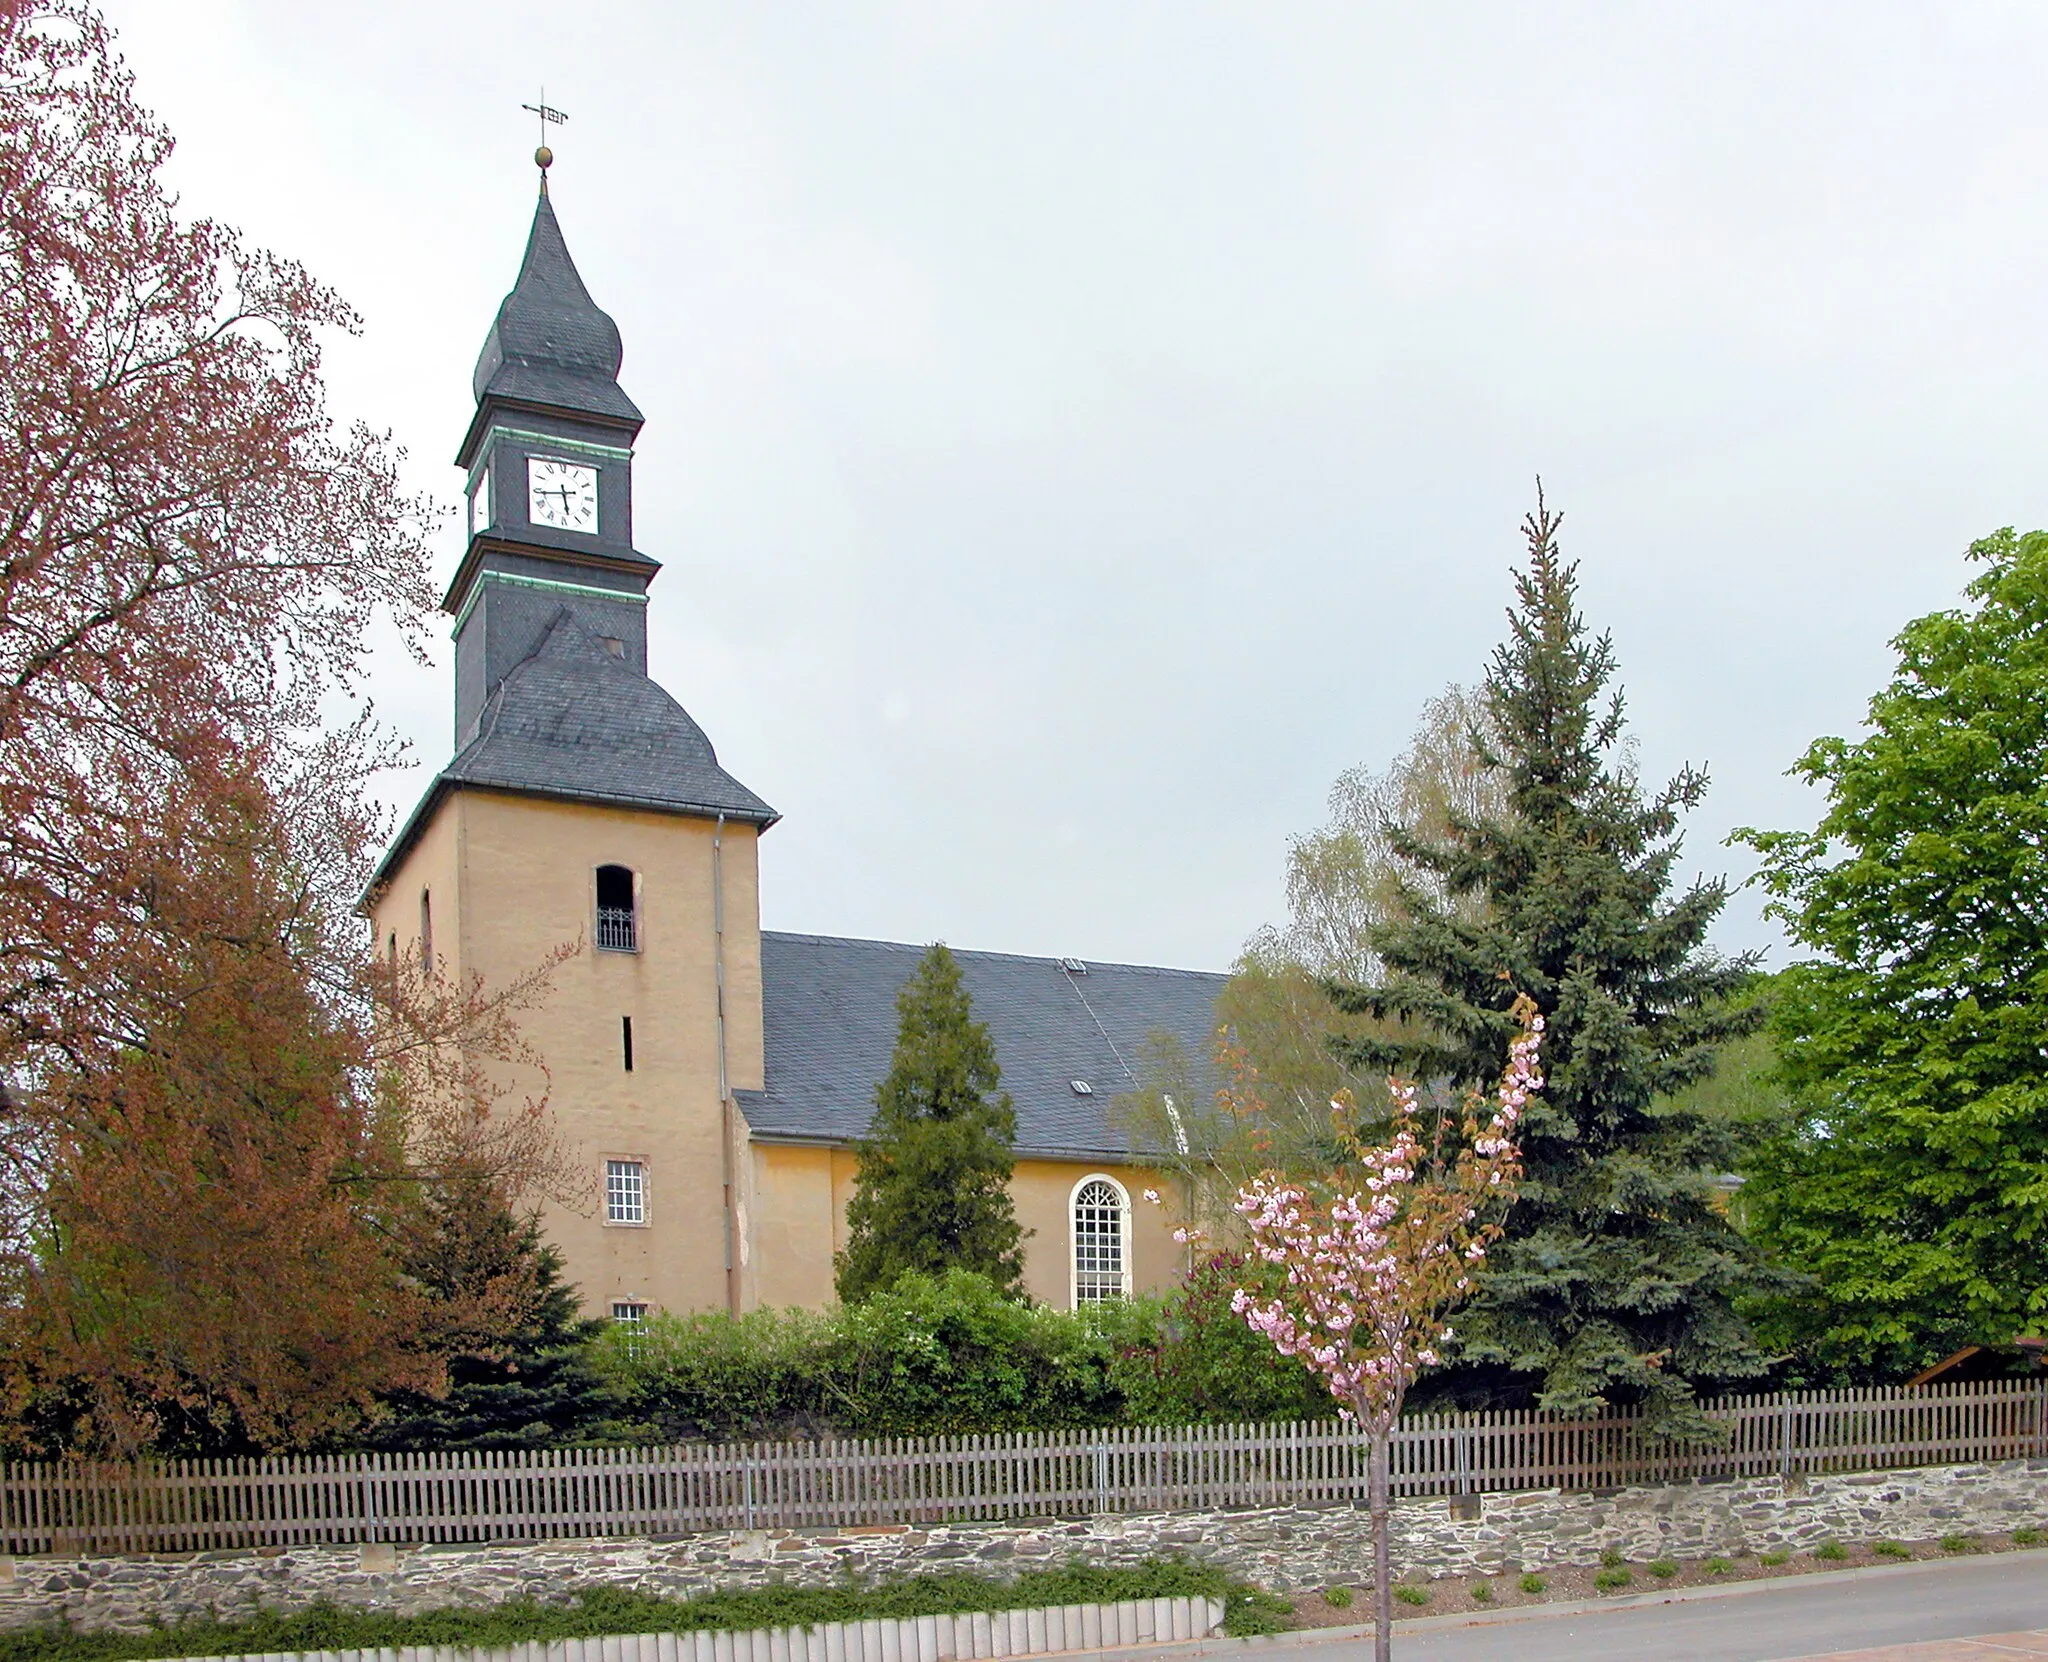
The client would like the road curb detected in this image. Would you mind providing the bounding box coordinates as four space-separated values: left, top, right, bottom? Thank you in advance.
1043 1549 2041 1662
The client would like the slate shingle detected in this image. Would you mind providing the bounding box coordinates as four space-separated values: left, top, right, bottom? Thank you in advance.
472 195 644 427
443 609 776 822
739 932 1226 1159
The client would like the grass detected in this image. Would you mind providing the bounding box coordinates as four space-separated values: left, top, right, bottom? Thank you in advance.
1647 1558 1678 1580
1598 1547 1625 1569
1321 1585 1354 1610
1393 1586 1430 1608
1940 1534 1978 1555
1813 1541 1848 1562
1873 1541 1912 1560
1760 1550 1791 1567
2015 1527 2043 1547
1469 1582 1493 1604
1703 1558 1734 1577
1593 1568 1633 1592
0 1562 1282 1662
1518 1573 1546 1595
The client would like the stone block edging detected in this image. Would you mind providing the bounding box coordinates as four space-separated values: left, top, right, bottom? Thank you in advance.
139 1597 1228 1662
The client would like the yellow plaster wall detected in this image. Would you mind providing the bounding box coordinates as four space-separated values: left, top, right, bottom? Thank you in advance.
739 1144 1185 1311
369 787 763 1319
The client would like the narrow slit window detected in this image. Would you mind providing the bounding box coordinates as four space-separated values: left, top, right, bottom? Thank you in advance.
596 864 637 952
419 889 433 971
1073 1177 1130 1305
622 1015 634 1073
605 1159 646 1225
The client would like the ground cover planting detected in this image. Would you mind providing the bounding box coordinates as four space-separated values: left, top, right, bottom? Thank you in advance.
0 1563 1290 1662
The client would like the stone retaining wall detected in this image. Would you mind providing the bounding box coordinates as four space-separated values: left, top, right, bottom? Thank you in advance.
5 1458 2042 1637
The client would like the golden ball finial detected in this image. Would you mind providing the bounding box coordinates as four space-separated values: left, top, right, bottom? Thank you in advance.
535 144 553 171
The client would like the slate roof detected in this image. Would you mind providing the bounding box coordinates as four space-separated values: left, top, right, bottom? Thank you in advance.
367 609 775 898
472 194 644 427
738 933 1226 1160
444 608 776 821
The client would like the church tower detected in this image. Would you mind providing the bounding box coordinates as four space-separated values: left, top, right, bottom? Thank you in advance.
367 164 776 1318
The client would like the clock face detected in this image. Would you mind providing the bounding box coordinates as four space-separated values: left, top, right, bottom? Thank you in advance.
527 456 598 533
470 471 491 536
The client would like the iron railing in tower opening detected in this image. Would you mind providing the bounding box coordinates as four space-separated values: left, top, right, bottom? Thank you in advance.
595 906 637 952
1 1379 2041 1557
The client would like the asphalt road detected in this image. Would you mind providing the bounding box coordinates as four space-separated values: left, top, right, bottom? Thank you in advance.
1287 1554 2048 1662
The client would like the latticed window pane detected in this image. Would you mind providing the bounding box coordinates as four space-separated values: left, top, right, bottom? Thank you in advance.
1073 1179 1127 1304
606 1159 646 1225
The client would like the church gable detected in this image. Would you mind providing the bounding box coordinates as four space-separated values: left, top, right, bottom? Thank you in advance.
739 932 1224 1160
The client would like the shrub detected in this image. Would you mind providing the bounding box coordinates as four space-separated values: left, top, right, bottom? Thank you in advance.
1518 1573 1546 1595
1594 1568 1633 1592
1813 1541 1847 1561
1393 1585 1430 1607
596 1271 1121 1440
1760 1550 1790 1567
1469 1582 1493 1603
1598 1547 1624 1569
1873 1541 1911 1559
1222 1588 1295 1637
1322 1585 1353 1610
826 1272 1119 1435
1703 1558 1733 1577
1940 1534 1976 1554
1103 1253 1329 1425
2014 1526 2043 1547
1648 1559 1678 1579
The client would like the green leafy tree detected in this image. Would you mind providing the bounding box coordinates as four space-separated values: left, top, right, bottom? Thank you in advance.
1333 496 1772 1432
1737 527 2048 1379
363 1180 633 1450
835 945 1028 1303
1119 685 1508 1237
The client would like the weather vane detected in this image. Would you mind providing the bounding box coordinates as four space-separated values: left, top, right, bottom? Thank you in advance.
522 91 568 192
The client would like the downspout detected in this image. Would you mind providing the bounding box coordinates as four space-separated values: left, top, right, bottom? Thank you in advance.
713 813 738 1313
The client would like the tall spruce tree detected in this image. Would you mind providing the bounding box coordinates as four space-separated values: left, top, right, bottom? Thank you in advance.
835 944 1027 1303
1332 498 1772 1433
363 1181 632 1450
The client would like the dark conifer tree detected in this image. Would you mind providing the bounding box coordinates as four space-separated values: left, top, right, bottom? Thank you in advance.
835 944 1028 1303
364 1181 631 1450
1332 496 1773 1433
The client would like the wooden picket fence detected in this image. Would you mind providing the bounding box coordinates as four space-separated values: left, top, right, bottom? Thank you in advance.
3 1378 2041 1557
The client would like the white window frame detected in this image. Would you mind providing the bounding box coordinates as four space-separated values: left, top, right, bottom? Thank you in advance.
605 1158 648 1226
610 1300 649 1323
1070 1173 1132 1307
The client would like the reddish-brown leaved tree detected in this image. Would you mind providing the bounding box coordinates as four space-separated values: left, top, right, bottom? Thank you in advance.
0 2 575 1454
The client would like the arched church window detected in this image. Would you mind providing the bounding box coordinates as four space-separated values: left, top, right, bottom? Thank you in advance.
1072 1175 1130 1305
596 864 638 952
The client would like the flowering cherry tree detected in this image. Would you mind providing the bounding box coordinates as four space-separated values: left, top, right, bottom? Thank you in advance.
1228 996 1543 1662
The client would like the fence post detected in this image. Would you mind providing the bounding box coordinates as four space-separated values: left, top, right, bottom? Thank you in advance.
1779 1397 1795 1483
2036 1377 2047 1461
1456 1421 1471 1497
1093 1438 1108 1515
743 1448 756 1532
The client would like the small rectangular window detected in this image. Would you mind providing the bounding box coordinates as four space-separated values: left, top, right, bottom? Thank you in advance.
610 1300 649 1324
622 1015 634 1073
605 1159 646 1225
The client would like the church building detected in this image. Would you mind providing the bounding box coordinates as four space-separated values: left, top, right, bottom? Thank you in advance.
366 174 1223 1320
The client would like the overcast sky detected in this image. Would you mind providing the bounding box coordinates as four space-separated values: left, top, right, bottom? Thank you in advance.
100 2 2048 973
